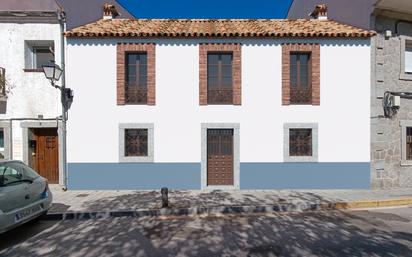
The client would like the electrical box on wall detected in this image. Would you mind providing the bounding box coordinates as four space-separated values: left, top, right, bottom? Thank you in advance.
391 95 401 107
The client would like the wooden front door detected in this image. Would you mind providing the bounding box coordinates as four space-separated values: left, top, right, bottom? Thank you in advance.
207 129 234 186
32 128 59 183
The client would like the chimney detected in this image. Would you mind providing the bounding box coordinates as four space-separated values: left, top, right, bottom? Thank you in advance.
103 3 119 20
309 4 328 20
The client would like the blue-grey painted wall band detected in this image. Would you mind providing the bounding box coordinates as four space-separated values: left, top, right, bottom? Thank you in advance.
68 162 370 190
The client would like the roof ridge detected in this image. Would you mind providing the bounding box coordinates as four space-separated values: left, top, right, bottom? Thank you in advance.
65 18 376 38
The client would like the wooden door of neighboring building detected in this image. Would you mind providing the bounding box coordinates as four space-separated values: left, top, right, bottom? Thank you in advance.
207 129 234 186
32 128 59 183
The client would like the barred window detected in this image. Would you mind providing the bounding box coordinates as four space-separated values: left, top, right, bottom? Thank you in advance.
407 127 412 160
289 128 312 156
125 129 148 157
126 53 147 104
207 53 233 104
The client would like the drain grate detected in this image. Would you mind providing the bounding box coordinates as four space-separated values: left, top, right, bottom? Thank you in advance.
76 194 89 198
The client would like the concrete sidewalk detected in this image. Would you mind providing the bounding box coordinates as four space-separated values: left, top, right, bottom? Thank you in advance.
48 185 412 219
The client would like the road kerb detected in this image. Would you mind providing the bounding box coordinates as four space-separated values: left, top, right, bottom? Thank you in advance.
332 197 412 210
44 197 412 221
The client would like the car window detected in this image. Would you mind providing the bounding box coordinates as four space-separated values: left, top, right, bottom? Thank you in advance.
0 162 39 186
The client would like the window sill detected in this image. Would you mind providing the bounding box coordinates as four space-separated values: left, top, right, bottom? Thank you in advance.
119 156 154 163
400 160 412 166
400 72 412 81
284 156 318 163
23 68 43 73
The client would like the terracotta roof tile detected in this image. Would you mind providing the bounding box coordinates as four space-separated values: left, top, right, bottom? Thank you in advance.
64 18 375 38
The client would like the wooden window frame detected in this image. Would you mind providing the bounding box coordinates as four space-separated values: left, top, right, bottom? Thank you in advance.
125 52 148 104
290 52 312 104
207 52 234 105
282 43 320 105
199 43 241 105
117 43 155 105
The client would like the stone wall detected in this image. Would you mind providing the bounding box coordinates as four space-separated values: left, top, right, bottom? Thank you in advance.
371 12 412 188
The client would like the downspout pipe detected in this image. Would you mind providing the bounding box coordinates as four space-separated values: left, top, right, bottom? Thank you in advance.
58 10 68 190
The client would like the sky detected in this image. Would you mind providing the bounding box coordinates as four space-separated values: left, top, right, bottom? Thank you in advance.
118 0 293 19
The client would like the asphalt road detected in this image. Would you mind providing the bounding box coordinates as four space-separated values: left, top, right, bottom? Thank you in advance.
1 207 412 257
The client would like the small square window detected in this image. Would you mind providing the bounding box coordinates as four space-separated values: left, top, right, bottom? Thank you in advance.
24 41 54 70
284 123 318 162
33 46 54 69
125 129 148 157
289 128 312 157
119 123 154 162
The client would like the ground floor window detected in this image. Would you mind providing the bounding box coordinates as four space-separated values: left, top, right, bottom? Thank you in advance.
125 129 148 157
401 121 412 165
0 129 4 159
289 128 312 157
284 123 318 162
119 123 154 162
0 123 10 160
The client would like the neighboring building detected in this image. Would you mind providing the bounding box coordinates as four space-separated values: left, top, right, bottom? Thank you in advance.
64 5 373 190
57 0 134 29
287 0 377 29
0 0 64 184
290 0 412 189
370 0 412 188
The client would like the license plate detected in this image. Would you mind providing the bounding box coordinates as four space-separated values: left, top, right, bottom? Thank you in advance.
14 205 43 223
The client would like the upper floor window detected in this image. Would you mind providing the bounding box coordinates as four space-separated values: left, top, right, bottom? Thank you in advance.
405 41 412 74
199 43 241 105
282 44 320 105
126 53 147 104
24 41 54 72
290 53 312 104
207 53 233 104
116 43 155 105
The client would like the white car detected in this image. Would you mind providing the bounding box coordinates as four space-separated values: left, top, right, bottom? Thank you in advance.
0 160 52 233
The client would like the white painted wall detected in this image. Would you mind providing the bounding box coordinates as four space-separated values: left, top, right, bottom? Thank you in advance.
0 22 62 160
66 38 371 163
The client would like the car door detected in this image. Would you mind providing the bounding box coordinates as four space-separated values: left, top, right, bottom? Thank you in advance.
0 165 30 213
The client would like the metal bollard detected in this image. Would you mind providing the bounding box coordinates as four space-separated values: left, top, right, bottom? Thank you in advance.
161 187 169 208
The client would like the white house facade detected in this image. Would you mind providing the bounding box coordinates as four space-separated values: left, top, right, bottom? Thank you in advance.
65 6 374 189
0 3 65 185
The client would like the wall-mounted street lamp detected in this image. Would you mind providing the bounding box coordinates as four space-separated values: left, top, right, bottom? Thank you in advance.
42 64 63 85
42 63 73 190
